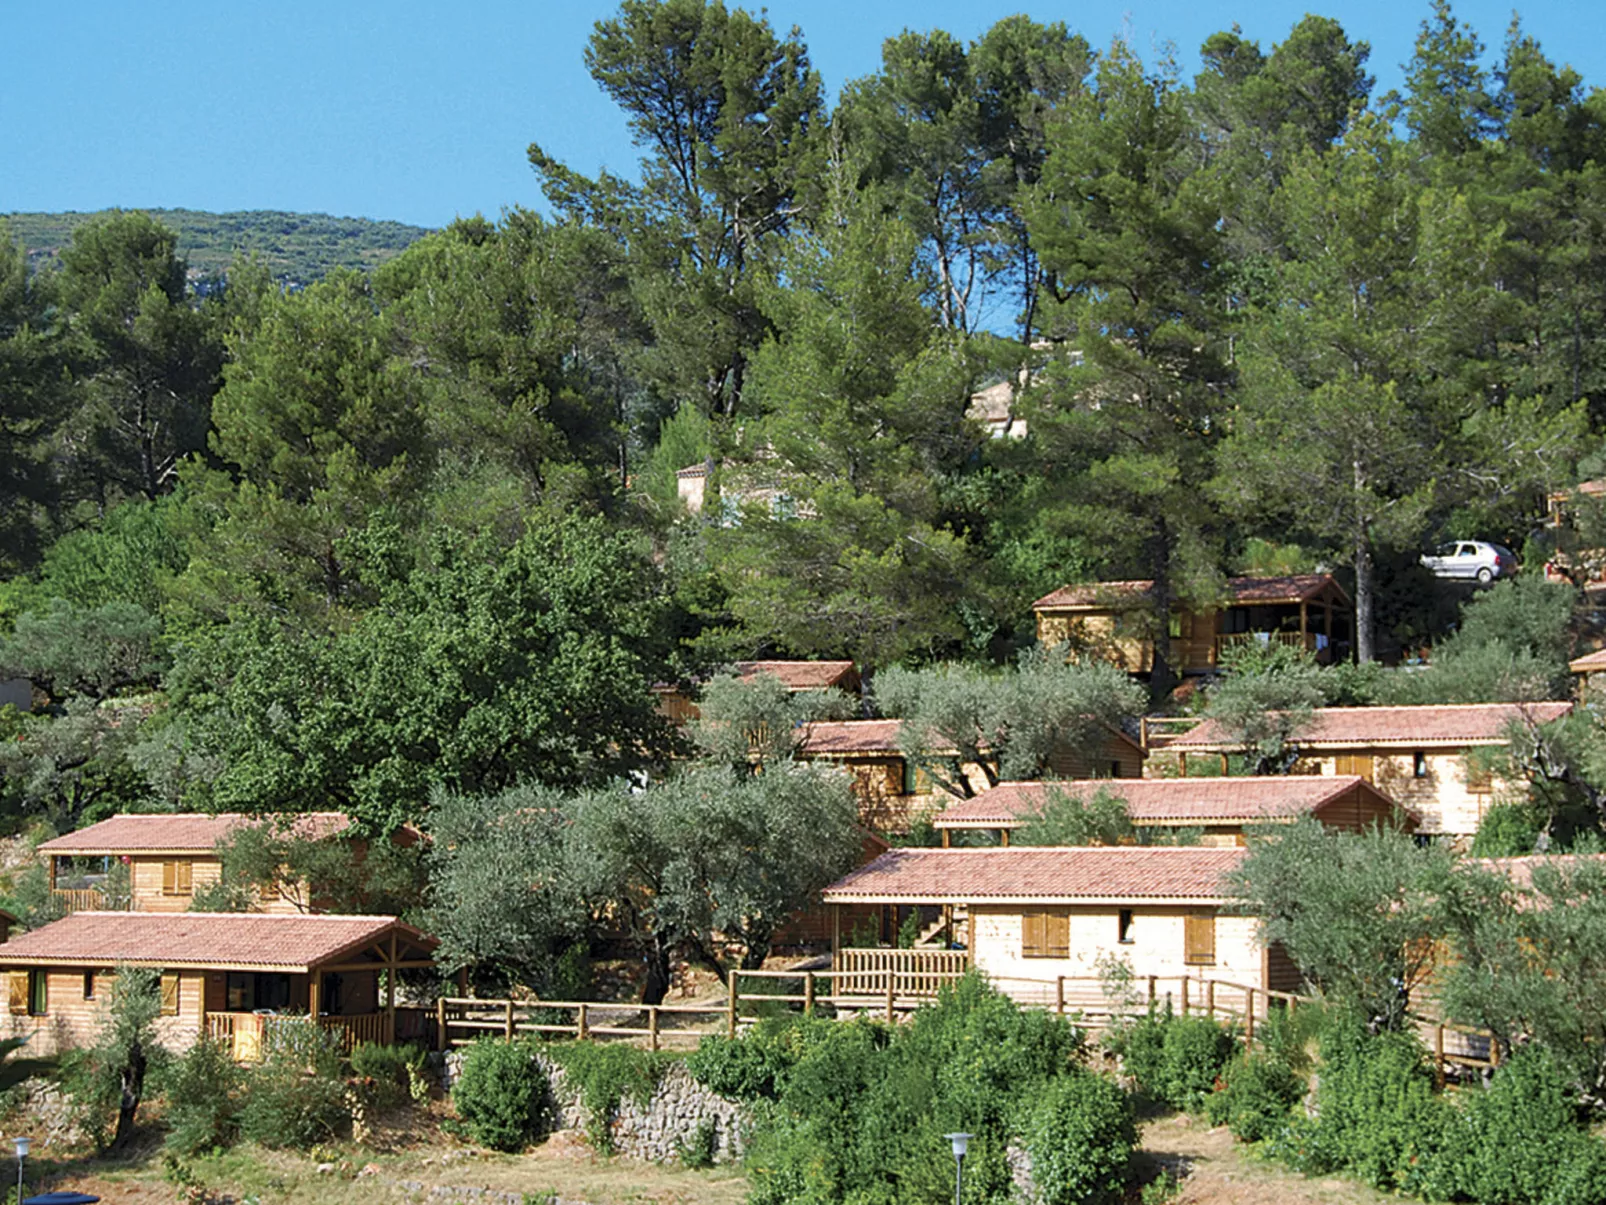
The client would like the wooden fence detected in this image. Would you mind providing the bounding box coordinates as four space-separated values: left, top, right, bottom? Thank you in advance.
205 1008 435 1061
832 947 971 995
50 888 124 914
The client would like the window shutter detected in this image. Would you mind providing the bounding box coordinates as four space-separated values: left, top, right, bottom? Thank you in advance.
160 972 180 1016
1185 912 1217 966
7 971 27 1015
1046 911 1070 959
176 860 193 894
162 861 176 895
1022 912 1047 957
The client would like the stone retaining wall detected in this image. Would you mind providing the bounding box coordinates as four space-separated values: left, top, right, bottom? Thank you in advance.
442 1047 747 1164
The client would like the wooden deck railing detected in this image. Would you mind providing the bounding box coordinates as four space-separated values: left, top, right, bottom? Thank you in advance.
832 947 971 995
1215 631 1313 657
203 1010 434 1061
51 888 128 914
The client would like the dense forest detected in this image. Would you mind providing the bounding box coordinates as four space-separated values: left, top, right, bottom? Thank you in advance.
4 0 1606 852
6 209 432 284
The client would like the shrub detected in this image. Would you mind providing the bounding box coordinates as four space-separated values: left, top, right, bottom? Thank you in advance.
1208 1052 1303 1143
1025 1068 1136 1205
1445 1049 1588 1205
1307 1018 1451 1192
1113 1009 1235 1113
162 1036 244 1155
546 1041 673 1153
676 1117 718 1169
451 1038 548 1152
238 1018 349 1149
350 1041 427 1108
686 1015 821 1101
1546 1139 1606 1205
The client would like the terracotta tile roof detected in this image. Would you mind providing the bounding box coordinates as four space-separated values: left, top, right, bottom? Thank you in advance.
1570 648 1606 673
1168 702 1574 751
800 719 909 756
676 463 708 478
0 912 432 972
734 661 857 691
1034 574 1345 611
932 775 1405 828
823 846 1245 904
38 812 355 856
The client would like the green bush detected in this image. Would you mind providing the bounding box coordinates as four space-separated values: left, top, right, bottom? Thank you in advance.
1207 1052 1303 1143
1112 1009 1235 1113
451 1038 548 1152
546 1041 673 1153
1545 1139 1606 1205
1445 1049 1588 1205
238 1019 349 1150
1306 1018 1451 1193
161 1036 244 1155
686 1015 825 1101
1025 1068 1136 1205
350 1041 427 1108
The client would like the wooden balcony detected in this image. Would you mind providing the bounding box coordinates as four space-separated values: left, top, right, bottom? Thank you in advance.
831 947 971 997
51 888 130 914
1214 631 1316 657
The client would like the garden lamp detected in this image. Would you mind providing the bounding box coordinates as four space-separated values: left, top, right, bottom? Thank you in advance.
943 1132 971 1205
14 1134 30 1204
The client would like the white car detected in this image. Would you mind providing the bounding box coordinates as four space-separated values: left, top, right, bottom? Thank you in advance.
1420 540 1517 584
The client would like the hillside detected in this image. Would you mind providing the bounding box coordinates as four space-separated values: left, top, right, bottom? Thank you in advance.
4 208 434 284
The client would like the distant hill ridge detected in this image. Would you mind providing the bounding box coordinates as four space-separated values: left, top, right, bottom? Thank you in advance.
4 208 435 285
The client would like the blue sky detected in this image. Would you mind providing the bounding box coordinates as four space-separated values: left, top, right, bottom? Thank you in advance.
7 1 1606 230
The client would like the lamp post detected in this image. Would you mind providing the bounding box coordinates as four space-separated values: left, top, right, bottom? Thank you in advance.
14 1134 30 1203
943 1132 971 1205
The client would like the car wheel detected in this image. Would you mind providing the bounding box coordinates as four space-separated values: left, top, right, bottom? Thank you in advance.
1477 567 1493 584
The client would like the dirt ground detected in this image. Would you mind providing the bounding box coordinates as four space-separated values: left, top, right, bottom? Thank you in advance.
1138 1112 1395 1205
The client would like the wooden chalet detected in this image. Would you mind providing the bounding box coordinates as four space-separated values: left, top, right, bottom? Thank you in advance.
0 911 437 1057
930 775 1413 847
1163 702 1574 839
798 719 1146 833
821 846 1299 1007
654 660 860 725
1033 574 1353 675
37 812 417 916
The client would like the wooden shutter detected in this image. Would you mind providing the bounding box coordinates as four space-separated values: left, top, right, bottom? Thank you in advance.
1045 911 1070 959
1185 912 1217 966
176 860 193 895
7 971 27 1015
160 972 180 1016
1336 753 1375 783
1022 912 1047 957
162 860 176 895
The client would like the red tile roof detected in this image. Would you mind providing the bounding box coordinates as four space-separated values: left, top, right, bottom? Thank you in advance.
800 719 909 756
39 812 355 856
734 661 857 691
0 912 432 972
1569 649 1606 673
1034 574 1345 611
1168 702 1574 751
932 775 1404 828
822 846 1245 904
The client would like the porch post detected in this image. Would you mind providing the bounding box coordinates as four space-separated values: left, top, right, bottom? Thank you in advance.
386 931 398 1045
1299 602 1308 643
999 829 1010 848
941 828 951 848
309 972 322 1021
47 857 56 892
831 904 840 972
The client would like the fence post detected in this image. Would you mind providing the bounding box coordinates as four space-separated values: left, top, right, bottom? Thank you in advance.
1147 975 1156 1007
886 976 896 1024
1180 978 1190 1017
1056 976 1065 1017
436 997 447 1052
804 971 815 1017
577 1002 588 1042
1244 989 1255 1046
1434 1024 1445 1089
1205 980 1215 1019
649 1006 660 1053
727 970 739 1039
504 999 515 1042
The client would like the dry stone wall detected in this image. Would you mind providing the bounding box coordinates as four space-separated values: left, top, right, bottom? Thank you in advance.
442 1046 747 1164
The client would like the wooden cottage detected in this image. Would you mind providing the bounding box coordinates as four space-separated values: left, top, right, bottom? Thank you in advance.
0 911 436 1057
931 775 1413 847
37 812 415 915
798 719 1146 834
654 660 860 725
1033 574 1353 675
821 846 1299 1007
1569 648 1606 692
1164 702 1574 839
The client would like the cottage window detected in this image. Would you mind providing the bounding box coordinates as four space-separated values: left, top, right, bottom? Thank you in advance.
1118 909 1135 944
1413 751 1428 779
83 972 95 1001
162 859 194 896
1022 910 1070 959
160 972 181 1017
1184 912 1217 966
